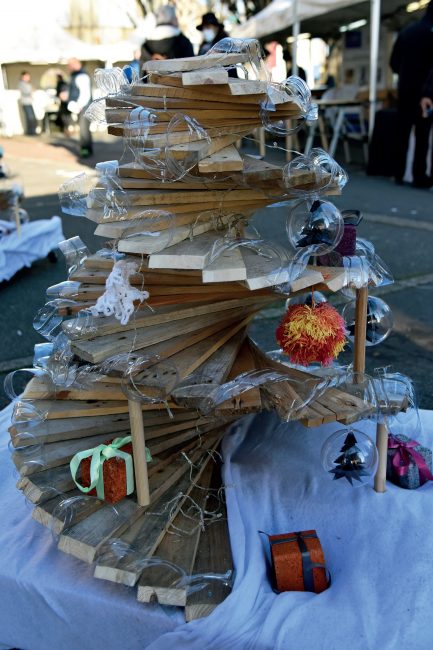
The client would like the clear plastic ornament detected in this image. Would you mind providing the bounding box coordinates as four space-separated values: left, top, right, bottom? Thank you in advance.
50 495 119 540
33 299 78 341
125 110 211 182
3 367 46 401
285 290 327 309
165 114 211 181
59 162 128 220
11 400 47 431
58 172 94 217
321 427 378 487
96 247 125 262
287 198 344 256
332 371 379 427
283 148 348 199
45 332 77 387
84 97 109 126
207 37 269 81
94 66 136 95
62 308 98 339
261 76 318 136
338 238 394 298
374 368 421 438
58 237 90 276
9 431 46 477
33 342 54 370
123 106 161 176
204 235 289 287
343 296 394 347
46 280 81 300
119 210 175 254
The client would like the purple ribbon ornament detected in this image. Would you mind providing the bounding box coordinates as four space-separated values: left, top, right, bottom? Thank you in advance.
388 435 433 485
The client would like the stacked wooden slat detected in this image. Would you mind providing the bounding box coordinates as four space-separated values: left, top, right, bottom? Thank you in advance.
9 52 375 620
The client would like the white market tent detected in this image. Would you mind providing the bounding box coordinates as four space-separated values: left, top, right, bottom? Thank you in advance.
232 0 369 39
0 20 134 66
232 0 409 136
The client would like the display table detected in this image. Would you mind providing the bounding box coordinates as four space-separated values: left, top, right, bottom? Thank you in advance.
0 216 64 283
2 403 433 650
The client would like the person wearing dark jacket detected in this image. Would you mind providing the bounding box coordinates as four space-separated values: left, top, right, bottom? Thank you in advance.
197 13 229 56
141 5 193 62
421 66 433 115
55 74 72 134
390 1 433 187
67 58 93 158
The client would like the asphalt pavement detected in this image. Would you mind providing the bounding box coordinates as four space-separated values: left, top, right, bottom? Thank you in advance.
1 131 432 409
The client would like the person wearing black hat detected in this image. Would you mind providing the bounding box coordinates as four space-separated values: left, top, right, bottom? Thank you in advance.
197 12 228 56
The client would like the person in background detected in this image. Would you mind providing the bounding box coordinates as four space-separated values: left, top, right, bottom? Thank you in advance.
390 0 433 188
141 6 193 63
128 50 142 79
197 12 228 56
55 74 71 135
67 58 93 159
282 48 307 82
18 71 37 136
421 66 433 116
420 66 433 175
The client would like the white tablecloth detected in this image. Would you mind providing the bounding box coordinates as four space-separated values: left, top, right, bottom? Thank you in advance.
1 403 433 650
0 216 64 283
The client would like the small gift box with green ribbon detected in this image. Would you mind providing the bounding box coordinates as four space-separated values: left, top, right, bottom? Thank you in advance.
70 436 151 504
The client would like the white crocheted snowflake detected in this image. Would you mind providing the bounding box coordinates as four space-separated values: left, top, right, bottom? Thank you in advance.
90 260 149 325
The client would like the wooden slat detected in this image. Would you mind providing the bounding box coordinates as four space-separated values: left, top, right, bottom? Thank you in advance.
12 432 115 476
167 322 248 382
215 339 262 416
94 450 216 586
32 490 104 535
198 145 243 173
19 399 179 420
128 81 267 104
143 52 250 73
137 458 215 605
57 432 222 563
88 187 265 208
64 295 273 340
17 464 76 504
182 67 229 85
85 197 269 223
70 307 249 363
185 471 232 621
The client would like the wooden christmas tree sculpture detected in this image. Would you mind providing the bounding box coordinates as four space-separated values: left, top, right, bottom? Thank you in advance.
7 44 401 620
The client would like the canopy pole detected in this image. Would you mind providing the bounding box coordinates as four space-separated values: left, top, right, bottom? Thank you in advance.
368 0 381 139
292 0 300 76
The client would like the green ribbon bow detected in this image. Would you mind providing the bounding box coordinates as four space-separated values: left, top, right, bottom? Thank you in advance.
70 436 151 500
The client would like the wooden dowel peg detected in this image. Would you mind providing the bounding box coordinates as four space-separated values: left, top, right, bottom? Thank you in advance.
353 286 368 379
374 421 389 493
128 399 150 506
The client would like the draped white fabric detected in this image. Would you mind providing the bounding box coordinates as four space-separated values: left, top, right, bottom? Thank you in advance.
0 216 64 282
1 402 433 649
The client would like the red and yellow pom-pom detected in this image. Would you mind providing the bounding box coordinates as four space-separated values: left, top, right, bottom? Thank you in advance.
276 302 346 366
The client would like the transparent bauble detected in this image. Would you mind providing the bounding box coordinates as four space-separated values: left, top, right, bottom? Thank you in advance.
283 148 348 200
287 198 344 256
343 296 394 347
321 427 378 487
285 290 327 310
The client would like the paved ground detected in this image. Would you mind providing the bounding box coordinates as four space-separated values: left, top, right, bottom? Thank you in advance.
1 131 432 409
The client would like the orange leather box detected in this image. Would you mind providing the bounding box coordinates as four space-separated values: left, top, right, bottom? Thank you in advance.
269 529 329 593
